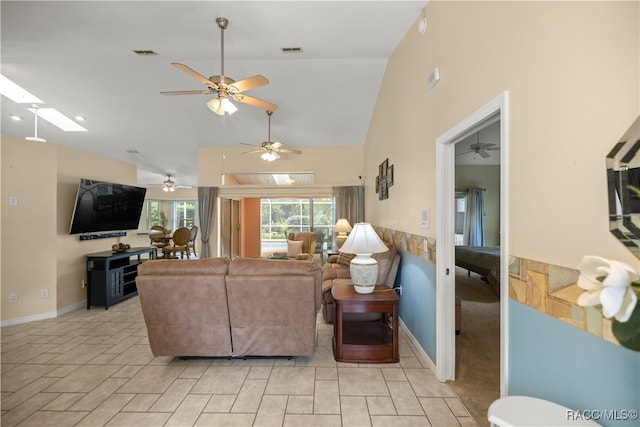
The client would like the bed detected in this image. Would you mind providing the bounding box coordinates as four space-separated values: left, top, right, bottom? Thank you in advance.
455 245 501 296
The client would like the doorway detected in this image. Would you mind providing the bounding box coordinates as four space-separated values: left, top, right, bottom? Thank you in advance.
435 91 510 397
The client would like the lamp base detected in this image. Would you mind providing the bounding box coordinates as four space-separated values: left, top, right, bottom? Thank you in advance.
336 233 348 249
349 254 378 294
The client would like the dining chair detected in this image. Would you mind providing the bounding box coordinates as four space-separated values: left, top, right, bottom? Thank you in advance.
187 226 198 258
149 225 167 258
166 227 190 259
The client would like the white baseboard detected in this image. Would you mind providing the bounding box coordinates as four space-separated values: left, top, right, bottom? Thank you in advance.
1 301 86 327
399 317 437 372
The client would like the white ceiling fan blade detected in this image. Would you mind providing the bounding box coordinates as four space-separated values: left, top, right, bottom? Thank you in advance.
243 148 266 155
171 62 219 88
160 90 211 96
232 93 278 112
229 75 269 93
277 147 302 155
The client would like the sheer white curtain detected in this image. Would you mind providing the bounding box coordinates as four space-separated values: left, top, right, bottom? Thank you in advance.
464 187 485 246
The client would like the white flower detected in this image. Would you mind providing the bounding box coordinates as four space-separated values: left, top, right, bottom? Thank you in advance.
577 256 638 322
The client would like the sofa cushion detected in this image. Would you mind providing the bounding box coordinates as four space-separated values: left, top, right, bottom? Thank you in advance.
287 240 303 257
336 252 356 266
137 257 230 275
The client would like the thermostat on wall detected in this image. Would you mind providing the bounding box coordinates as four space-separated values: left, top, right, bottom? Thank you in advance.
422 208 429 229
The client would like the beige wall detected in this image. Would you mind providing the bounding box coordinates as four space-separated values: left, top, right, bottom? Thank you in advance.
366 1 639 269
2 137 58 320
1 137 142 323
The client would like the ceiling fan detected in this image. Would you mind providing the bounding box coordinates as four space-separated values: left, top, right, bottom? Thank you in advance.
457 134 500 159
149 175 192 192
241 110 302 161
161 17 278 115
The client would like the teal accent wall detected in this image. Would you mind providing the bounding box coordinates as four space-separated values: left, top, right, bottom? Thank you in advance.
397 250 437 363
509 300 640 426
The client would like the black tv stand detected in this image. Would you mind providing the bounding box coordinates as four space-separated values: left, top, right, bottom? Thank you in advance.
85 247 155 309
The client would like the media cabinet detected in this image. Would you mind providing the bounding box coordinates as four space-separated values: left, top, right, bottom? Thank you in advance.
85 247 155 309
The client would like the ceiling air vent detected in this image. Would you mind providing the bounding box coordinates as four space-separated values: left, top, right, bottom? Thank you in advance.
281 47 303 53
133 50 157 56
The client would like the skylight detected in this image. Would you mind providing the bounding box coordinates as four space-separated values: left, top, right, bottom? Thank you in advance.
0 75 43 103
28 108 87 132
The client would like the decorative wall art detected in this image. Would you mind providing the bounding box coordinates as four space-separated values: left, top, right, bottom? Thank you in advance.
376 158 394 200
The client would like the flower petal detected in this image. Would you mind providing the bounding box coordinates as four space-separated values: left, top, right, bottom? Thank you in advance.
577 274 603 291
579 256 611 276
606 260 639 285
614 289 638 322
600 286 626 318
577 290 602 307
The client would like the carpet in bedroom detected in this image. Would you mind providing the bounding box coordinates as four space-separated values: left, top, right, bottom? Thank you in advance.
449 267 501 427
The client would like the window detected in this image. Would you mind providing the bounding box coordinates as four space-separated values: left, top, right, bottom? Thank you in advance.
260 197 334 254
146 200 198 232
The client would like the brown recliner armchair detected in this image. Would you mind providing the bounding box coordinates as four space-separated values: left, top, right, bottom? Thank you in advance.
286 232 317 261
321 247 400 323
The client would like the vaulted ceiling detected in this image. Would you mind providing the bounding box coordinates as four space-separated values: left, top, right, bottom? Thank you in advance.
1 1 426 188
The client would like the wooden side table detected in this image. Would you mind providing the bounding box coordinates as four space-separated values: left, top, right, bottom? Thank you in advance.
332 283 399 363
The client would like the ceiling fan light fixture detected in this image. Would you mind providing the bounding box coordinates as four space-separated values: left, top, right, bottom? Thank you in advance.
261 151 280 162
207 97 237 116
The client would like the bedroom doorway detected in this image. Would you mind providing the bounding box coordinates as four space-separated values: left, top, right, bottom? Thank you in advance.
435 91 510 399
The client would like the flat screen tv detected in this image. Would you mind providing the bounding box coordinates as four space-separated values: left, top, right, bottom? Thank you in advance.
69 178 147 235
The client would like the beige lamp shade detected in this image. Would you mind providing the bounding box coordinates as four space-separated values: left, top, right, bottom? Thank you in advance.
333 218 353 234
339 223 388 294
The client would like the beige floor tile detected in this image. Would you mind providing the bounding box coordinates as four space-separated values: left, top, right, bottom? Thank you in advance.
68 378 128 411
341 395 372 427
1 377 59 411
45 365 120 393
108 343 156 365
43 364 82 378
458 415 478 425
118 365 185 394
420 397 461 426
46 343 112 365
150 378 197 412
121 393 160 412
283 413 342 426
366 396 397 416
381 367 407 382
316 367 338 381
371 415 432 426
254 394 287 427
11 409 89 426
203 394 237 413
265 367 315 395
387 381 424 415
179 365 210 379
248 366 273 380
193 366 250 394
338 368 389 396
286 395 314 414
404 369 456 398
231 379 267 413
445 397 471 417
41 392 84 411
105 411 172 426
195 412 256 426
0 392 60 426
165 393 211 427
1 364 58 391
75 393 136 427
314 380 340 414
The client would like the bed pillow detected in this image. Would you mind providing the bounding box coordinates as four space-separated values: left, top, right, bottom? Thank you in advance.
287 240 303 257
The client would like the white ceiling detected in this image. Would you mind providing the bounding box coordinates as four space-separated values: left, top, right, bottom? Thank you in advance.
1 1 426 188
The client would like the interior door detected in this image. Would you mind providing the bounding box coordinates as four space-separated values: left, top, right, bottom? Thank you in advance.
220 198 241 258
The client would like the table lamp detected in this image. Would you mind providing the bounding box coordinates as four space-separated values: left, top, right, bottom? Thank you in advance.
339 222 389 294
333 218 352 249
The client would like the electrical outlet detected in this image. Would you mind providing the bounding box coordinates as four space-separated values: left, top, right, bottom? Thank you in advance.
41 289 49 298
9 293 17 303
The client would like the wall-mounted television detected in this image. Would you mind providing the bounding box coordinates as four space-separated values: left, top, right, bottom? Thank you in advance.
69 178 147 235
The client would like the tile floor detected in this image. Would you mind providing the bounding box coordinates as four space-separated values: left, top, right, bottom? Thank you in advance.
1 296 477 426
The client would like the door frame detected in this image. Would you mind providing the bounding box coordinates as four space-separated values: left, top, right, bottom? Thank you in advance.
435 91 510 396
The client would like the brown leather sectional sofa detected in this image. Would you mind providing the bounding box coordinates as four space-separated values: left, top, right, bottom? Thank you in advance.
136 257 322 358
